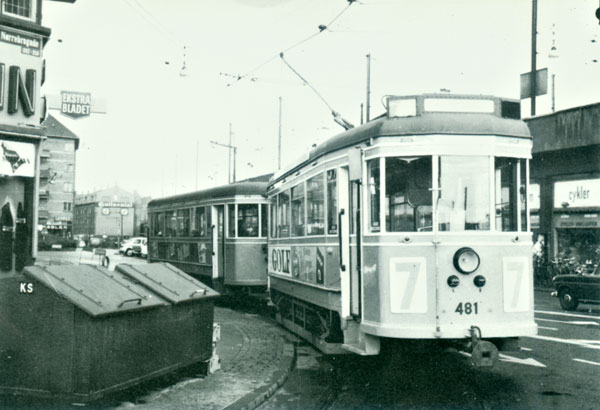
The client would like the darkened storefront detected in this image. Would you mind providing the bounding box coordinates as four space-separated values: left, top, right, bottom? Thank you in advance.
527 103 600 275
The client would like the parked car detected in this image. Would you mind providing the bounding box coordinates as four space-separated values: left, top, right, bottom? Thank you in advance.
119 237 146 257
552 264 600 310
132 239 147 258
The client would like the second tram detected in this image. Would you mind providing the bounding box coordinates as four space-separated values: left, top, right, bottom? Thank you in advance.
147 176 270 294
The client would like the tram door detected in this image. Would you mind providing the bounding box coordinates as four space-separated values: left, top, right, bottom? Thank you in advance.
211 205 225 280
338 167 361 320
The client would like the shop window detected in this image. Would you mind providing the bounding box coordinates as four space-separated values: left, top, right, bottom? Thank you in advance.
367 160 380 232
238 204 259 237
63 182 73 193
327 169 338 235
228 204 236 237
2 0 34 20
495 157 518 232
261 204 268 238
556 228 600 268
307 173 324 235
269 196 278 238
438 156 490 231
277 191 290 237
385 156 432 232
192 207 207 237
291 183 305 236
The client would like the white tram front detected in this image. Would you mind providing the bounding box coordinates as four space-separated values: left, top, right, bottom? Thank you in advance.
267 94 537 366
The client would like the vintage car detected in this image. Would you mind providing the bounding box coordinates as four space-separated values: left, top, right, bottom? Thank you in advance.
552 264 600 310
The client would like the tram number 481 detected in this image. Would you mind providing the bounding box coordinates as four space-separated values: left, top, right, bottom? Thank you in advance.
455 302 479 315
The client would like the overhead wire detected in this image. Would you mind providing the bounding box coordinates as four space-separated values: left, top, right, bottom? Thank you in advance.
225 0 356 87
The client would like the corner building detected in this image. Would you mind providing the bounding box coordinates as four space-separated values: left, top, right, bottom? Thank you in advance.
0 0 54 271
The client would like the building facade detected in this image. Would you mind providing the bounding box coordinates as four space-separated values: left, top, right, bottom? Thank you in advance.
0 0 54 271
39 114 78 236
73 186 135 239
526 102 600 270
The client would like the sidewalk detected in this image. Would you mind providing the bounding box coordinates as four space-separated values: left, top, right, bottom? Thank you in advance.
114 306 296 410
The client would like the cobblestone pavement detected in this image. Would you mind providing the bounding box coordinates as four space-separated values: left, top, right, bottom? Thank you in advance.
113 306 296 410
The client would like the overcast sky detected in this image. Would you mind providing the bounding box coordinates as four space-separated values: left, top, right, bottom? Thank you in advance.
40 0 600 199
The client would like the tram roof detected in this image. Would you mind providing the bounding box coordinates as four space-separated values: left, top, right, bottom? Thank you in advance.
271 100 531 185
148 180 269 209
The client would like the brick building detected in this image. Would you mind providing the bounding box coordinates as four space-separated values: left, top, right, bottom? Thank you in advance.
73 186 135 239
39 114 79 236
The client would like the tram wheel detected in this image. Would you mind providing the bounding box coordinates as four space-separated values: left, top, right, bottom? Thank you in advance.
558 288 579 311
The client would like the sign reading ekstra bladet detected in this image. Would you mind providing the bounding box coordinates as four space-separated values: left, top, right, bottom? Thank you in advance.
0 25 44 128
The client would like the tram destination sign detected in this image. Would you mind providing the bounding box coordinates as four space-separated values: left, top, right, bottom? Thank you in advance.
61 91 92 119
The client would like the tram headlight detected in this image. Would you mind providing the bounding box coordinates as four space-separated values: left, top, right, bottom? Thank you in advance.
473 275 486 287
447 275 460 287
453 247 480 274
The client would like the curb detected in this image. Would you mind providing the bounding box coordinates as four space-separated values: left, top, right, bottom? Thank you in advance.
224 341 297 410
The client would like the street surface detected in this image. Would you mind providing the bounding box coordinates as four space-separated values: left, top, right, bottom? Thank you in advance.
18 253 600 409
259 289 600 410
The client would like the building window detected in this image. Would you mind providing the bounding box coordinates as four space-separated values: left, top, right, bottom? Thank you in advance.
63 182 73 192
64 142 74 152
63 202 72 211
2 0 34 20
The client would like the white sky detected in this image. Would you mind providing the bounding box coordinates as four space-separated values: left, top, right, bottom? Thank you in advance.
40 0 600 199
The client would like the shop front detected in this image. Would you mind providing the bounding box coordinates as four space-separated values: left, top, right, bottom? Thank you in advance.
0 20 48 272
552 177 600 271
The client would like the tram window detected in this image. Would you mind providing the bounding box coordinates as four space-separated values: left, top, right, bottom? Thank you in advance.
228 204 236 237
367 160 380 232
192 207 207 237
438 156 490 231
238 204 259 237
494 157 518 232
520 159 528 232
152 213 164 237
261 204 268 237
307 173 325 235
291 184 305 236
269 196 278 238
277 191 290 237
327 170 338 235
166 211 177 237
385 157 432 232
176 209 190 237
350 181 358 235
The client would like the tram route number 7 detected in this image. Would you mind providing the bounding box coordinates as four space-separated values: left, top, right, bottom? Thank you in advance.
455 302 479 315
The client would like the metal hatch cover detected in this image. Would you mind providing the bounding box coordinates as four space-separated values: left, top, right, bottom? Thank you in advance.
115 263 219 304
23 265 168 317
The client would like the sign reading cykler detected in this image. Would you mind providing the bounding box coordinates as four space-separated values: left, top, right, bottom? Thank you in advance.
61 91 92 119
554 178 600 208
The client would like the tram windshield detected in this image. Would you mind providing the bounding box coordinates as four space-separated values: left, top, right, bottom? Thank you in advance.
437 156 490 231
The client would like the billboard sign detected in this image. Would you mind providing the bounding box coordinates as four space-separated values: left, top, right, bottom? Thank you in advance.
60 91 92 119
0 25 43 127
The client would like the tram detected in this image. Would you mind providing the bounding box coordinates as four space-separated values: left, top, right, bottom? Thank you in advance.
267 94 537 366
147 175 270 294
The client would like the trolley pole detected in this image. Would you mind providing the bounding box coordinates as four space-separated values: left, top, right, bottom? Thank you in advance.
530 0 538 116
228 123 233 183
366 53 371 122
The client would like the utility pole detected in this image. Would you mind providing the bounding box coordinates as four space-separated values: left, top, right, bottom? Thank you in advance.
551 74 556 112
360 103 364 125
531 0 538 116
278 97 282 169
366 53 371 122
210 128 238 184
